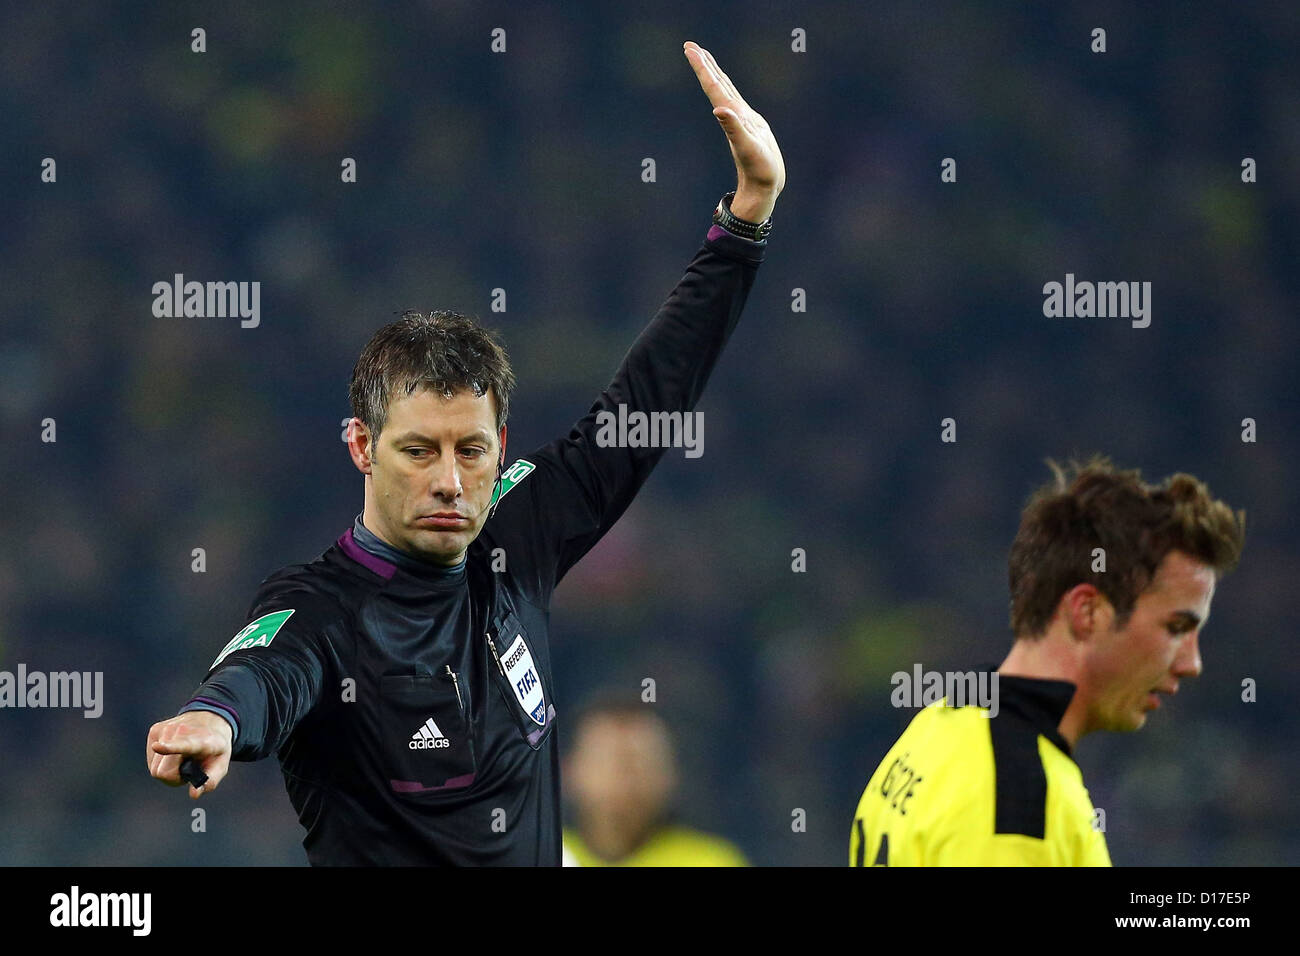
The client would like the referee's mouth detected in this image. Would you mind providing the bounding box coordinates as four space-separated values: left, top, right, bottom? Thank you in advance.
415 513 471 529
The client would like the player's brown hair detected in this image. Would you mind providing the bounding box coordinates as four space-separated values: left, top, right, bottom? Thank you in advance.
570 689 672 737
349 310 516 440
1008 456 1245 636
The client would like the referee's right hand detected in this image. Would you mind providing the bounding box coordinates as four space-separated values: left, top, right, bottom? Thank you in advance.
147 711 233 799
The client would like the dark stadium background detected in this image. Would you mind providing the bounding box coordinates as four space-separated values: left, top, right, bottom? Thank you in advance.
0 1 1295 866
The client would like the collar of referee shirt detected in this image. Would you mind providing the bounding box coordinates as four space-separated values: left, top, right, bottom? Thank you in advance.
347 513 467 582
973 663 1077 757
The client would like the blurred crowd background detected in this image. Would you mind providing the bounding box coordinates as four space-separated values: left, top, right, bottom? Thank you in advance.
1 1 1296 866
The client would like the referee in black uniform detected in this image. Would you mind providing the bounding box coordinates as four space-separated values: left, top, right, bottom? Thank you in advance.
146 41 785 866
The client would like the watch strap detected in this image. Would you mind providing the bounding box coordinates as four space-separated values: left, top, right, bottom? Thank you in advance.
713 190 772 241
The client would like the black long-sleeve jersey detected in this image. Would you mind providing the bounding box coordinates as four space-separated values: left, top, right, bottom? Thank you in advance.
177 223 766 865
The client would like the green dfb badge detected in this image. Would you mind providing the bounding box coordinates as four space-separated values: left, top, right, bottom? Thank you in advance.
211 609 295 669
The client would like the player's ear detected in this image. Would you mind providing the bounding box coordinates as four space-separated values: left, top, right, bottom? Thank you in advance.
1063 583 1102 640
498 423 507 469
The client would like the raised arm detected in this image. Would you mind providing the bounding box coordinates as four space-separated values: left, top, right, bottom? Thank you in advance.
487 43 786 595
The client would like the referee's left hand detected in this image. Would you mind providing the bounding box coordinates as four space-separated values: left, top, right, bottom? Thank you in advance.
683 40 785 223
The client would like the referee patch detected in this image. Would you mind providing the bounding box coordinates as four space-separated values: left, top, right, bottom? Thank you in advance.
501 633 547 727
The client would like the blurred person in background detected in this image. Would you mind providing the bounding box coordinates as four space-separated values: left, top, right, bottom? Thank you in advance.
563 693 747 866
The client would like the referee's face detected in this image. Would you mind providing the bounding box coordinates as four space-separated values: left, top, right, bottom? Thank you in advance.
355 386 505 566
1086 550 1216 733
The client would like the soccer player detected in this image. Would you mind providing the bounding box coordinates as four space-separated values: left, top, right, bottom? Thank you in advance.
850 458 1245 866
561 694 748 866
145 41 785 866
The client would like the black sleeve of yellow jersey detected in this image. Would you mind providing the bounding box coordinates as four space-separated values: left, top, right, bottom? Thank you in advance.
484 225 766 604
177 577 344 762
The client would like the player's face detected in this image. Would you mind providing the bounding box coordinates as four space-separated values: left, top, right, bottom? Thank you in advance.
1084 550 1216 733
568 716 676 830
367 386 505 566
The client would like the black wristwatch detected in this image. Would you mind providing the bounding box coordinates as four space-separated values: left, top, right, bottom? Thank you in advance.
713 190 773 242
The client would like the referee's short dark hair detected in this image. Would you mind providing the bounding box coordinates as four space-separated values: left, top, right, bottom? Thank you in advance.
349 310 516 440
1008 456 1245 637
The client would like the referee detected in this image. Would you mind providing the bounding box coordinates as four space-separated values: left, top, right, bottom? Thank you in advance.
146 41 785 866
850 458 1245 866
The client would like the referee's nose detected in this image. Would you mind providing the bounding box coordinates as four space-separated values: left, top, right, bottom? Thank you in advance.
429 452 464 502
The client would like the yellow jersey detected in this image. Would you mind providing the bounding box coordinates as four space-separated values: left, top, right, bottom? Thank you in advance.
850 674 1111 866
564 825 748 867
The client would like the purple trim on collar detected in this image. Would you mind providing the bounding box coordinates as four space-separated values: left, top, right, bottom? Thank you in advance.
337 528 397 580
390 773 476 793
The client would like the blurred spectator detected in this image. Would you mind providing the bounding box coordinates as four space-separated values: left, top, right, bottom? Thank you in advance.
562 693 747 866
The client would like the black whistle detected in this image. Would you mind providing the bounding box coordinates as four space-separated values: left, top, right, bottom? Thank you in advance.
179 757 208 789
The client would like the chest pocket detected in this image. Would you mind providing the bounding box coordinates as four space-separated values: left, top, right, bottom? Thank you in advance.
485 612 556 750
378 671 477 795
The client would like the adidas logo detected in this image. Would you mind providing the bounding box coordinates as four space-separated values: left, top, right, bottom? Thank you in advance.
409 716 451 750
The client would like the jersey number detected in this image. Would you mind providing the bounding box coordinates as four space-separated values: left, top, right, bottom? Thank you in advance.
854 821 889 867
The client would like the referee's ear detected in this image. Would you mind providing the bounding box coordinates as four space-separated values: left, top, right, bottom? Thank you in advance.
346 417 374 475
